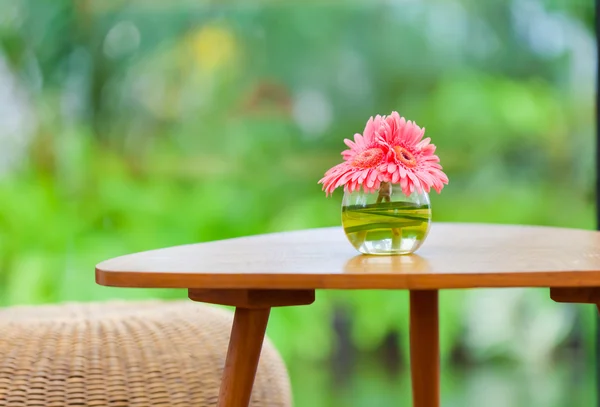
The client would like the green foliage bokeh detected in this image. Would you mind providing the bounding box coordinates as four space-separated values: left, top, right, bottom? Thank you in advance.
0 1 596 404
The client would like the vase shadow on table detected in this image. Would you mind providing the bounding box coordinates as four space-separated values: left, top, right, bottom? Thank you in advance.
343 253 431 274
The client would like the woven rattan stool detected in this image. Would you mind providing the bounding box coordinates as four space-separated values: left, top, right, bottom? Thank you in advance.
0 300 291 407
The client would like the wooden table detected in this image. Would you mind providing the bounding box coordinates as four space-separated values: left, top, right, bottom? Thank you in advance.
95 223 600 407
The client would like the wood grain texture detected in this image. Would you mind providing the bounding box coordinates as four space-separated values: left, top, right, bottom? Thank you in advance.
96 223 600 290
218 307 271 407
188 289 315 308
410 290 439 407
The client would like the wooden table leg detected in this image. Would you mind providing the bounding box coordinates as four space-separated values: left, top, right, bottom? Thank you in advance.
218 307 271 407
188 288 316 407
410 290 439 407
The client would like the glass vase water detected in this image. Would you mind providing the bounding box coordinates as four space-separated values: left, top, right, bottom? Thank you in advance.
341 182 431 255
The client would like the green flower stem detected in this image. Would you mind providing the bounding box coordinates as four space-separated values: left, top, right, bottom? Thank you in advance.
376 182 392 204
377 182 402 250
391 227 402 250
355 230 367 248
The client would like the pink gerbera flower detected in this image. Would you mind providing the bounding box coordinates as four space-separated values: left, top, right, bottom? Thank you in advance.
319 115 391 196
382 112 448 196
319 111 448 197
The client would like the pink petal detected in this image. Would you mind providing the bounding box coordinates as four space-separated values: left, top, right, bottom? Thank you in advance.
406 125 422 146
338 171 353 186
342 149 354 160
413 126 426 145
400 175 408 190
367 170 378 187
344 138 357 150
421 154 440 162
362 118 374 140
407 171 422 192
416 137 431 150
416 171 434 188
360 168 370 181
421 144 437 156
395 117 407 144
354 133 365 148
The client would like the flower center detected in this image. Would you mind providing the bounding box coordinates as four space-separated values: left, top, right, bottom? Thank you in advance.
351 148 384 168
394 146 417 168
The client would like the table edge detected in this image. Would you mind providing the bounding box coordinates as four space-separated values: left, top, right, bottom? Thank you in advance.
95 268 600 290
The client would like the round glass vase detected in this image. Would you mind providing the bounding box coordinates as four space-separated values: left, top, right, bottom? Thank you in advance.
341 182 431 255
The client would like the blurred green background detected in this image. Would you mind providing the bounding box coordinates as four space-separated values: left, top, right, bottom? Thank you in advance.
0 0 597 405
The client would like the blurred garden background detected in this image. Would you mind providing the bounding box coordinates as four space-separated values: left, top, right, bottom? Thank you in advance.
0 0 597 405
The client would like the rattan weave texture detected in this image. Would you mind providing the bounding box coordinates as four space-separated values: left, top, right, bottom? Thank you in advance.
0 301 291 407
